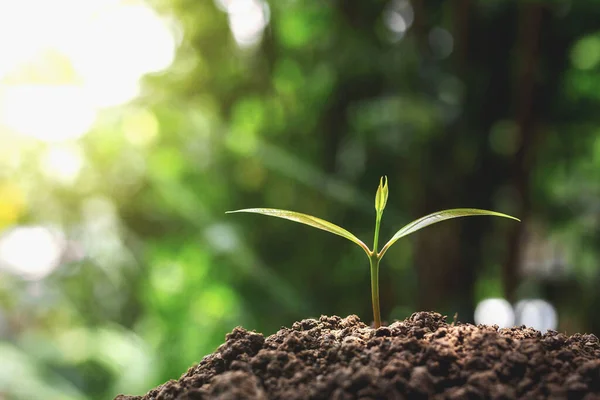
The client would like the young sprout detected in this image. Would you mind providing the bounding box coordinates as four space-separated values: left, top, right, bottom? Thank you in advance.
226 176 519 328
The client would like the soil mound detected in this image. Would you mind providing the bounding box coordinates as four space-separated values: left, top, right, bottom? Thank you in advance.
116 312 600 399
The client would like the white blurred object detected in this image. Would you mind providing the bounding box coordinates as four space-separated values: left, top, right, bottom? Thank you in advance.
514 299 558 333
474 298 515 328
0 226 65 280
383 0 414 41
216 0 270 48
204 223 239 253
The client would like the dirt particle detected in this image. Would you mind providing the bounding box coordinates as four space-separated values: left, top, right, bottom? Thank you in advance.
375 326 392 337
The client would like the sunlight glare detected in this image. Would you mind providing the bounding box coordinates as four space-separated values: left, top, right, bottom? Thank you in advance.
0 226 64 280
0 0 178 142
0 0 47 79
41 144 85 184
0 85 96 141
68 3 177 107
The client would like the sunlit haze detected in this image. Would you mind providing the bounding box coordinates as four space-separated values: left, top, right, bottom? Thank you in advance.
0 0 177 142
0 0 178 280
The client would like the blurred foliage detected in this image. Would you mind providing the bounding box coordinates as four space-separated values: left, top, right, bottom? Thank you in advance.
2 0 600 398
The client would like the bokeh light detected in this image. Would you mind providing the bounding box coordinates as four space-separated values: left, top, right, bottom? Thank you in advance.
474 298 515 328
383 0 414 41
514 299 558 333
41 144 85 185
571 35 600 70
216 0 270 48
0 226 65 280
429 27 454 59
0 183 26 227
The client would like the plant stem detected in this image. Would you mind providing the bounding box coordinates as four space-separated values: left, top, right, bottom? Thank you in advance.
370 213 383 328
369 257 381 328
373 214 381 253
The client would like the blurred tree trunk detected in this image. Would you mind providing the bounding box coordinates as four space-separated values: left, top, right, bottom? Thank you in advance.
321 2 386 174
503 3 543 302
414 2 517 320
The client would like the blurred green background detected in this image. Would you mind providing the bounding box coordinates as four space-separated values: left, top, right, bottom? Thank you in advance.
1 0 600 398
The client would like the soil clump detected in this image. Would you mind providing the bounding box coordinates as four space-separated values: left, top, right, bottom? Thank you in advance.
116 312 600 399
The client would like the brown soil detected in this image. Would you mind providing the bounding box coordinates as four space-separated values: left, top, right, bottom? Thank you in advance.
116 312 600 399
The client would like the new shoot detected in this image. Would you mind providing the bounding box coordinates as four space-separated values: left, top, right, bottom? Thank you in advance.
226 176 520 328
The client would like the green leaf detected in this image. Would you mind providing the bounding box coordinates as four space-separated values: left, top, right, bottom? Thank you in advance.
379 208 520 258
226 208 371 255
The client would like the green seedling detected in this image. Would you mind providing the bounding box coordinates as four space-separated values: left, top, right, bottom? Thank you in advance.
226 177 519 328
